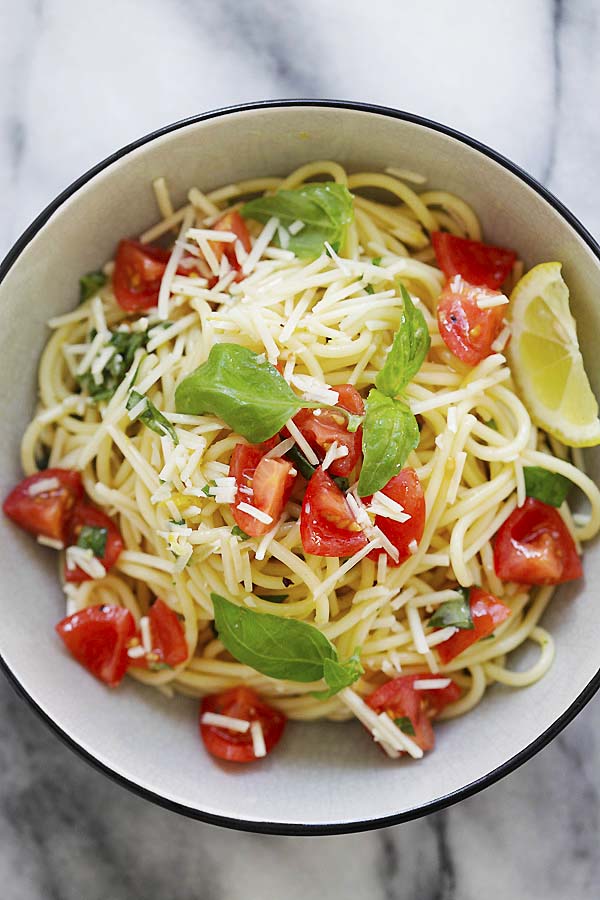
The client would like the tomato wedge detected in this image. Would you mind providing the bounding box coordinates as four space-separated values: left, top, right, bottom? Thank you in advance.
129 598 188 669
431 232 516 290
3 468 83 543
493 497 582 585
436 588 511 663
56 604 136 687
300 467 368 557
437 280 506 366
113 239 171 312
366 675 435 752
367 469 425 567
65 502 124 583
200 686 286 763
229 441 296 537
418 679 462 716
292 384 364 477
210 210 252 274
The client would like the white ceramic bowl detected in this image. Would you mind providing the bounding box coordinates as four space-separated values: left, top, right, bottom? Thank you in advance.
1 101 599 835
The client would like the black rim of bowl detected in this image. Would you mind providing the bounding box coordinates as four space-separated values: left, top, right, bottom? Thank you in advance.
1 99 600 836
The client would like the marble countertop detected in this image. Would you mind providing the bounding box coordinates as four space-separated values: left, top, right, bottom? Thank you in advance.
2 0 600 897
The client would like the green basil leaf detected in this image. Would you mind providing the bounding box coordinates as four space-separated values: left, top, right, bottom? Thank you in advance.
371 256 382 266
257 594 288 604
212 592 337 683
284 443 349 492
376 285 430 397
148 661 174 672
357 389 420 496
242 183 354 259
394 716 416 736
79 271 106 304
127 390 178 444
76 525 107 558
365 284 375 295
175 344 303 443
429 588 474 630
311 650 363 699
201 481 216 496
77 328 149 403
170 518 185 526
231 525 250 540
523 466 571 508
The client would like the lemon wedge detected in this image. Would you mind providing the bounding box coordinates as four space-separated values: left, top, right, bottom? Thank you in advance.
508 261 600 447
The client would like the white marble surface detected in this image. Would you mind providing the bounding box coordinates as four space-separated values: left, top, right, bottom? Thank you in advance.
2 0 600 896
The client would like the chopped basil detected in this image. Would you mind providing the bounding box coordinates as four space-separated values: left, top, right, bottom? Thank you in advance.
148 661 174 671
212 593 362 696
365 284 375 295
284 443 350 492
231 525 250 540
371 256 382 266
126 390 178 444
484 418 498 431
201 481 216 497
428 588 474 630
77 328 150 402
76 525 107 558
257 593 288 604
79 270 106 304
394 716 416 736
170 518 185 526
242 183 354 259
523 466 571 508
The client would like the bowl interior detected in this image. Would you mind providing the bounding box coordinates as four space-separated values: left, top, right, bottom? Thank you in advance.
1 104 599 831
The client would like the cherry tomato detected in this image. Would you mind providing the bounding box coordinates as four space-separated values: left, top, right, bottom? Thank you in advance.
55 604 136 687
292 384 364 477
64 502 124 583
436 587 511 664
211 210 252 273
3 468 83 543
366 675 435 752
418 679 462 716
367 469 426 567
300 467 368 557
229 441 296 537
129 598 188 669
200 686 286 763
493 497 582 585
431 232 516 290
437 280 506 366
113 239 172 312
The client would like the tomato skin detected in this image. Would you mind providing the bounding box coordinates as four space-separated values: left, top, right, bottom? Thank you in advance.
437 281 506 365
64 502 124 583
200 686 286 763
3 469 83 543
229 441 296 537
431 232 516 290
211 210 252 273
55 604 136 687
366 675 435 752
493 497 582 585
129 598 188 669
113 239 171 311
436 588 511 664
300 467 368 557
420 679 462 716
367 469 425 567
292 384 364 477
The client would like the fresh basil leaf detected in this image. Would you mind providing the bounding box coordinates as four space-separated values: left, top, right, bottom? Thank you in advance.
394 716 416 736
357 389 420 496
371 256 382 266
242 183 354 259
311 651 363 699
79 270 106 303
429 588 474 630
365 284 375 295
376 285 430 397
231 525 250 540
523 466 571 508
76 525 107 558
284 443 349 492
201 481 216 496
257 594 288 604
175 344 302 443
212 592 336 682
77 328 149 403
126 390 178 444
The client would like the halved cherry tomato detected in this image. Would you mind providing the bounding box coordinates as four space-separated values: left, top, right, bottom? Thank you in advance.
129 598 188 670
493 497 582 585
300 467 368 557
113 239 171 312
366 675 435 753
436 587 511 664
437 280 505 366
55 604 136 687
211 210 252 273
292 384 364 477
64 502 124 583
431 232 516 290
229 441 296 537
200 686 286 763
3 468 83 543
418 679 462 716
367 469 425 567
